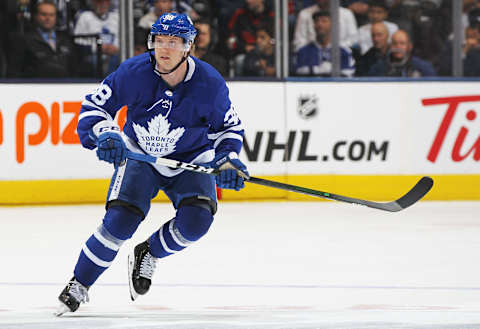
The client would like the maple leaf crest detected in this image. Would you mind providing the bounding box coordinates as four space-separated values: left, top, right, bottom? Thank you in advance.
133 114 185 157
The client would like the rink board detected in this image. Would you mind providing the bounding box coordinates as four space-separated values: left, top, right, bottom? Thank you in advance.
0 174 478 205
1 81 480 204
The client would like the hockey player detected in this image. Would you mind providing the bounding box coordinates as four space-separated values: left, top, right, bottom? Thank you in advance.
56 12 249 316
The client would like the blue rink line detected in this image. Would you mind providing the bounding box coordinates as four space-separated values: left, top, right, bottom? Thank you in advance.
1 282 480 291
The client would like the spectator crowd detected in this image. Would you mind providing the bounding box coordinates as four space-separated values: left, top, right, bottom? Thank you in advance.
1 0 480 79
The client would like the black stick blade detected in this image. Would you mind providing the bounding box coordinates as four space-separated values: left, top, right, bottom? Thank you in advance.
393 176 434 210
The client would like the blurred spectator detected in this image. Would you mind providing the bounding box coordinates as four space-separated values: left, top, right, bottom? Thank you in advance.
178 0 214 22
0 1 8 77
74 0 119 75
463 0 478 30
13 0 35 33
133 0 150 24
462 25 480 76
469 7 480 29
437 25 480 76
214 0 244 58
388 0 444 35
138 0 173 30
409 0 445 67
243 23 276 76
227 0 274 75
293 0 359 52
295 11 355 77
11 0 88 33
343 0 370 26
358 0 397 54
191 19 228 76
356 21 389 76
134 27 149 56
7 0 77 78
368 29 436 76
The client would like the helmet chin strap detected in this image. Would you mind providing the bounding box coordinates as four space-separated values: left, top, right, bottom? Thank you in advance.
151 51 189 75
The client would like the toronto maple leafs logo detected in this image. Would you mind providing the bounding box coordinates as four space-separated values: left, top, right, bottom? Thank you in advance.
133 114 185 157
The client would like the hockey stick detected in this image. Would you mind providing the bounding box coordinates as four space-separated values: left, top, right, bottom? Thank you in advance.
126 151 433 212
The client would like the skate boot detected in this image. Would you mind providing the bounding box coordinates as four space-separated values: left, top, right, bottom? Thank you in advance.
128 240 157 301
55 277 89 316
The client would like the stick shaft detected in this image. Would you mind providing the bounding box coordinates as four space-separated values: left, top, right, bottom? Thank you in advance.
126 151 433 212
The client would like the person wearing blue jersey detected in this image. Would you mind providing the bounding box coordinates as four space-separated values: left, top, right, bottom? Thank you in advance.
56 12 249 316
295 10 355 77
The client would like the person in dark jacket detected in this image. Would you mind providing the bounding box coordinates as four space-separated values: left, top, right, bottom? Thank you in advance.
242 23 275 77
8 0 76 78
226 0 274 56
356 21 389 76
191 19 228 76
226 0 274 75
368 29 436 77
437 25 480 77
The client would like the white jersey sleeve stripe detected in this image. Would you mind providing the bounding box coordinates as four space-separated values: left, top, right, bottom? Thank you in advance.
207 125 244 140
78 110 109 122
213 132 244 149
81 100 114 120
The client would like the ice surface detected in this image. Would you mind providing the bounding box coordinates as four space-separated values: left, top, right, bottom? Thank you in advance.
1 201 479 328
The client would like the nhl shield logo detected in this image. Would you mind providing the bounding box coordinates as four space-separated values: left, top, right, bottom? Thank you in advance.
298 94 318 119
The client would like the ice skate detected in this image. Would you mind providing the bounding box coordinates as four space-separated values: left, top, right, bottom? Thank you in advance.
55 277 89 316
128 241 157 301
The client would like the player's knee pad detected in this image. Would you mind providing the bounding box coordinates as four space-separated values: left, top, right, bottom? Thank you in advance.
175 203 214 242
102 203 143 241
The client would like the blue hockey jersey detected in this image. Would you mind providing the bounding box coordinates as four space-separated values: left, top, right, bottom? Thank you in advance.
77 53 244 177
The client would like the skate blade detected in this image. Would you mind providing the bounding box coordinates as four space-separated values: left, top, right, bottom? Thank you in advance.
54 303 71 317
127 252 139 301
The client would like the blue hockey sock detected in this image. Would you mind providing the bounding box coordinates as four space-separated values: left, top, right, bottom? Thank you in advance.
74 205 143 286
149 205 213 258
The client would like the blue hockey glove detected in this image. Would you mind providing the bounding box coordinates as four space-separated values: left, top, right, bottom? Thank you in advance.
212 152 249 191
93 121 127 167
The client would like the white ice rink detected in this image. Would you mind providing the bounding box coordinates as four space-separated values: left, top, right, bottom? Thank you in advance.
1 201 480 329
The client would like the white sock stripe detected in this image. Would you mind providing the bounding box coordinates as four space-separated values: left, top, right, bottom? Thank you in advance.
93 225 122 251
98 224 125 246
82 244 112 268
159 226 177 254
169 220 192 247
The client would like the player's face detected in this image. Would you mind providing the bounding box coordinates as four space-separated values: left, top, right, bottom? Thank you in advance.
35 3 57 31
154 35 186 71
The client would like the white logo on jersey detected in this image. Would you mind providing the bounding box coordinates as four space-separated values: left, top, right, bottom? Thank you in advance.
224 106 240 127
133 113 185 157
146 98 172 112
163 14 175 21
